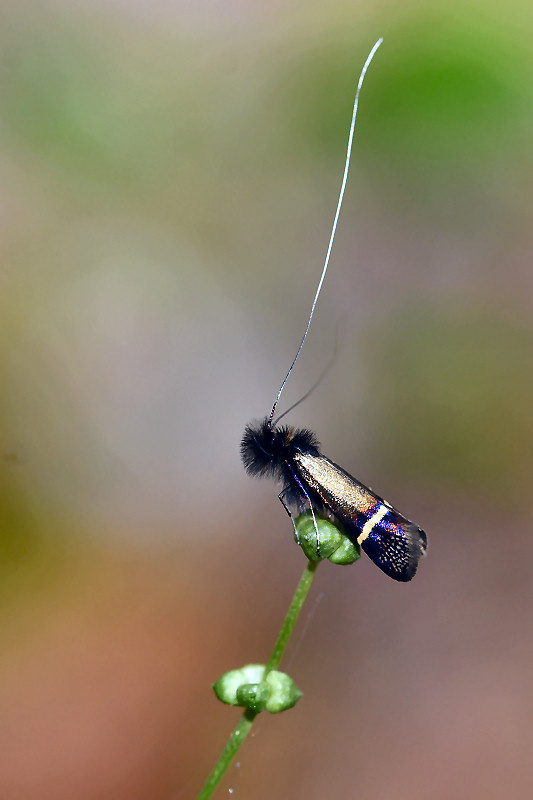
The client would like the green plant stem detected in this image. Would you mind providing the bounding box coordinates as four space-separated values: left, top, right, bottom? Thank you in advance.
196 709 257 800
196 559 320 800
264 558 319 674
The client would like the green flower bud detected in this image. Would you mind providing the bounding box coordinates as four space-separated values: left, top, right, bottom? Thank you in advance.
327 534 360 565
213 664 266 706
264 670 302 713
294 513 341 560
213 665 302 714
235 681 270 713
294 512 360 565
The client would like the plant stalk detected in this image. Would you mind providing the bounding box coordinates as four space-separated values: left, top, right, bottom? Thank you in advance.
196 559 320 799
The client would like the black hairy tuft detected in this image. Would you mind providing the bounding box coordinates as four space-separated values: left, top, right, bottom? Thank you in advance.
240 418 281 478
289 426 321 454
240 417 321 482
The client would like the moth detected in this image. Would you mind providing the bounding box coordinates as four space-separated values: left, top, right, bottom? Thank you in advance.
240 39 427 582
241 418 427 581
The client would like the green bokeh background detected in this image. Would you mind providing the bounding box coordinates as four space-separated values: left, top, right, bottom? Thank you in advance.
1 2 532 798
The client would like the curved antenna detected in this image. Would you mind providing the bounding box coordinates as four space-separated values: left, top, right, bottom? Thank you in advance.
268 37 383 428
272 319 341 427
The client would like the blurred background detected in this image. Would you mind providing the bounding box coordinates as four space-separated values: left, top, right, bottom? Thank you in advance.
1 1 532 798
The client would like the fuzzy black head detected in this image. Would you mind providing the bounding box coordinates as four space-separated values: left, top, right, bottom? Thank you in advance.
241 417 321 483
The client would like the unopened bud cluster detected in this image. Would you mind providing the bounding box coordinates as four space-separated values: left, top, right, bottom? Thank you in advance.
294 512 360 564
213 664 302 714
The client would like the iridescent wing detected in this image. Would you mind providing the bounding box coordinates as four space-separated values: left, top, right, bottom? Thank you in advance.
292 451 427 581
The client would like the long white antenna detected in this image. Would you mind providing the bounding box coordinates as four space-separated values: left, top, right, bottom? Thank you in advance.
268 37 383 427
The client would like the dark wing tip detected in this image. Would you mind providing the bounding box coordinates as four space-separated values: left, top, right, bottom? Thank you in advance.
360 519 427 582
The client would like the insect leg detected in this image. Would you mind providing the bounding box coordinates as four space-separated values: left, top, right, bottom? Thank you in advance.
284 465 322 557
278 486 300 541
